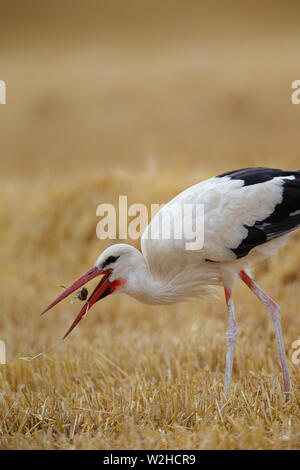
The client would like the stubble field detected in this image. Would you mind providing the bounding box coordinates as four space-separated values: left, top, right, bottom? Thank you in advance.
1 1 300 449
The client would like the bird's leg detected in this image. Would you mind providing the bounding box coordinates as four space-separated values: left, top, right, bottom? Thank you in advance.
239 270 291 398
223 287 239 398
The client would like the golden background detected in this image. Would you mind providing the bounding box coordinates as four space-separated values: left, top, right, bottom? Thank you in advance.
0 0 300 449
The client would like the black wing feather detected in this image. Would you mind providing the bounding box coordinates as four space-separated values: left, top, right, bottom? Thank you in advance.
218 167 299 186
219 168 300 259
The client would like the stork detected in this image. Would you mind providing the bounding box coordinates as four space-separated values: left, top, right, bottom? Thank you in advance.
42 167 300 398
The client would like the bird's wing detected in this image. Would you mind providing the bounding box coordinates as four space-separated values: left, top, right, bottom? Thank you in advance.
141 168 300 272
220 168 300 258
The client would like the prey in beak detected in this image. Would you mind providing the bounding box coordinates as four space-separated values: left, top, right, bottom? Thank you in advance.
41 266 114 339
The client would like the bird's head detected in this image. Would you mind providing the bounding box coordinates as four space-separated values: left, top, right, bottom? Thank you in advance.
41 244 146 338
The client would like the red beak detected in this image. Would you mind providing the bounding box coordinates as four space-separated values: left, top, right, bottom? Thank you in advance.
41 266 113 339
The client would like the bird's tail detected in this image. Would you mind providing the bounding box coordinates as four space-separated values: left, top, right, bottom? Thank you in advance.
278 171 300 230
252 171 300 245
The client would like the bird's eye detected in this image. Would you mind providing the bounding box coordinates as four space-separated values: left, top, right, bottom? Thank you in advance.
102 255 120 269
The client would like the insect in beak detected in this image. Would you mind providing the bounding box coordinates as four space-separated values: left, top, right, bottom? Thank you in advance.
41 267 114 338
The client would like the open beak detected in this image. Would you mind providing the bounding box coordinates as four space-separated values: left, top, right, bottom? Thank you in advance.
41 266 113 339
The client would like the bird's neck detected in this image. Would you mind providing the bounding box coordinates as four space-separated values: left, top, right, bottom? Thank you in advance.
113 250 217 305
121 260 171 304
121 258 212 305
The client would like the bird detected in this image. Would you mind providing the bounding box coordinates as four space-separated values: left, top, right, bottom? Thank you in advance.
42 167 300 398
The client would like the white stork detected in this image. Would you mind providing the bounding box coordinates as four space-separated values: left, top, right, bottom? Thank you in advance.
42 167 300 398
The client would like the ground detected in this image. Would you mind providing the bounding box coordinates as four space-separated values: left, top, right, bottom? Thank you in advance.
1 0 300 449
1 169 300 449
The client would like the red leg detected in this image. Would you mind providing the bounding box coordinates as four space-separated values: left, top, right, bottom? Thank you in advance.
239 270 291 398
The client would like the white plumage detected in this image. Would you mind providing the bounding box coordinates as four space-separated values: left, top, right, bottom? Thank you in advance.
42 167 300 399
141 174 291 298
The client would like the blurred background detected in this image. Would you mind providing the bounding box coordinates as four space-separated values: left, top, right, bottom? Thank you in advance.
1 0 300 363
1 0 300 449
1 0 300 178
1 0 300 359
